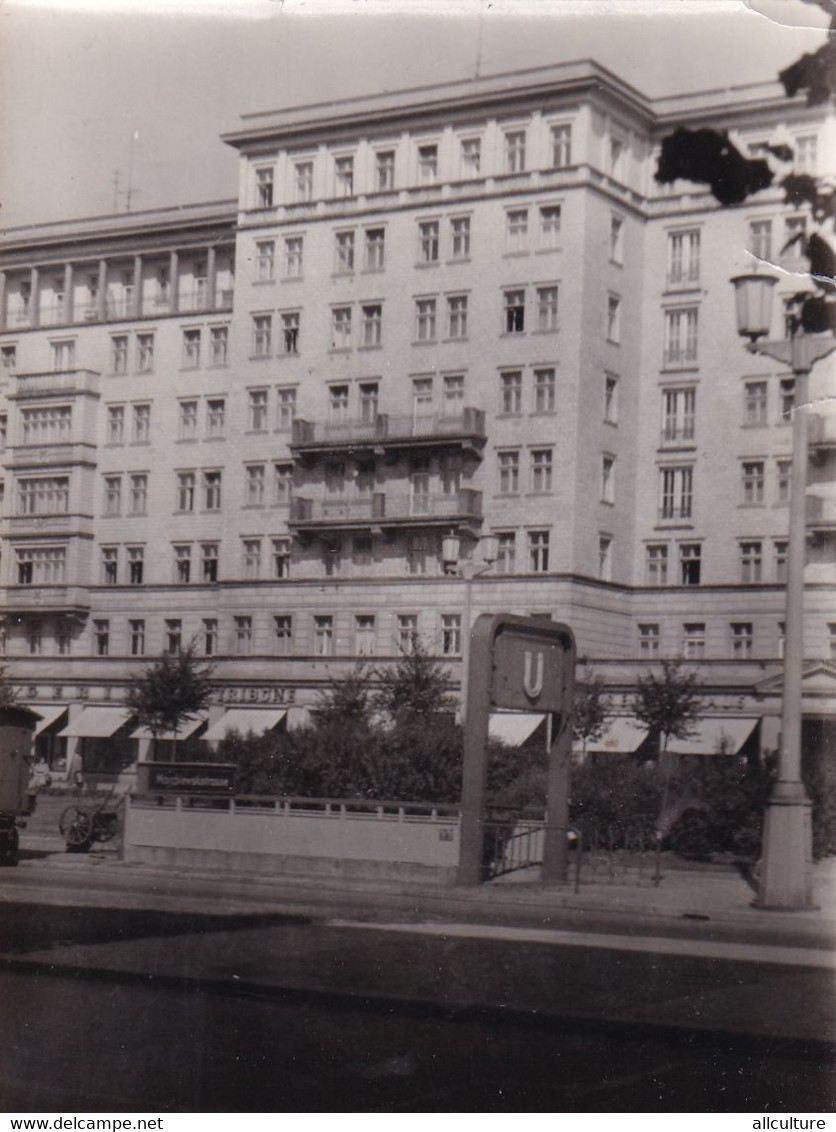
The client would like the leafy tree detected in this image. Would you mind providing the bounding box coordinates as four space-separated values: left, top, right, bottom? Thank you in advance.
632 658 702 760
373 637 454 723
313 664 374 726
126 647 214 759
655 8 836 333
572 665 611 758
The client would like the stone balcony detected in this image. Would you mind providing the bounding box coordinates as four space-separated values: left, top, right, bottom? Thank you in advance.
289 488 483 533
8 369 100 401
0 584 90 615
290 409 486 457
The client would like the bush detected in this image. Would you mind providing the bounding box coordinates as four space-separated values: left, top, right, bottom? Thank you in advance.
569 757 663 837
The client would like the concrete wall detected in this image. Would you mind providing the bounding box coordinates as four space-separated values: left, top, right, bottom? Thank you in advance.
123 795 461 883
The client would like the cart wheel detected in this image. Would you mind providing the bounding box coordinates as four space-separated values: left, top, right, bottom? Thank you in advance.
0 828 19 867
59 805 94 850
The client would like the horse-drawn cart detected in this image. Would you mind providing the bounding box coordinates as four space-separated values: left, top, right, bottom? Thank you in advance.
59 787 124 852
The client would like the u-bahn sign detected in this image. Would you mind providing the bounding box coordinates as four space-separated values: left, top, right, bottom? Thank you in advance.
458 614 575 887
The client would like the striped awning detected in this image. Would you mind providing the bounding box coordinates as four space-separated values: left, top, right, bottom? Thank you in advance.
26 703 69 736
57 706 134 738
666 717 760 756
488 712 546 747
130 715 208 741
203 708 287 742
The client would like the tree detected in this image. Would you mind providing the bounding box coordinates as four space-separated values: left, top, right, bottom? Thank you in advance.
572 665 611 759
632 658 702 760
655 8 836 333
126 647 214 760
373 637 454 723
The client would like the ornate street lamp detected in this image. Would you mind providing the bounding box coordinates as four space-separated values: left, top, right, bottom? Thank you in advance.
443 533 499 724
731 271 836 909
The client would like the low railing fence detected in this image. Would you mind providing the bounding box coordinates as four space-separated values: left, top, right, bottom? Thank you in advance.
129 792 460 823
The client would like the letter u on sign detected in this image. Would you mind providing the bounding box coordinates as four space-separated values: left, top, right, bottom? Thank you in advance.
523 649 544 700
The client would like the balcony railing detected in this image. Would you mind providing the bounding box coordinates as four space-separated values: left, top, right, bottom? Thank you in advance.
291 409 486 453
7 442 91 466
10 369 100 400
0 585 90 613
659 425 696 446
806 494 836 532
289 489 482 529
809 414 836 449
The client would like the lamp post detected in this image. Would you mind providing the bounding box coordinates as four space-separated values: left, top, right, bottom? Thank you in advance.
442 532 499 725
730 272 836 909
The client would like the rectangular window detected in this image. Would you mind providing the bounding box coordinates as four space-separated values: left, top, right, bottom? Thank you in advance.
504 289 525 334
274 462 294 505
51 339 75 371
730 622 753 659
418 220 440 264
609 136 625 180
744 380 768 425
646 543 668 585
93 620 110 658
506 209 528 253
680 543 701 586
539 205 562 249
365 227 385 270
235 616 253 656
417 144 438 184
354 615 376 657
496 532 516 574
206 397 226 438
273 615 293 656
284 236 303 278
256 240 275 281
245 464 265 506
101 546 118 585
272 537 291 579
201 618 217 658
177 471 195 512
210 326 228 366
331 307 352 349
352 533 373 566
21 405 72 444
740 540 763 583
664 308 698 366
201 542 219 583
17 476 68 515
795 134 817 175
451 216 471 259
683 623 706 660
777 459 792 504
203 470 222 511
610 216 624 264
375 150 395 191
601 455 615 503
749 219 772 261
107 405 125 445
780 379 796 422
281 312 300 355
531 448 554 494
111 335 128 374
409 466 430 517
27 623 42 657
659 466 693 521
598 535 613 581
742 460 765 505
294 160 313 203
165 619 182 655
775 539 788 583
442 374 464 413
179 400 198 440
397 614 418 654
182 328 201 368
136 333 154 373
242 538 261 579
361 304 382 347
441 613 462 656
505 130 526 173
249 389 268 431
447 295 467 339
334 155 354 197
356 382 378 425
174 544 192 584
104 475 122 516
606 294 621 343
604 374 618 423
638 623 660 659
129 473 147 515
127 545 144 585
500 370 522 414
129 619 146 658
536 286 558 332
335 230 355 272
252 315 272 357
277 387 296 431
529 530 550 573
256 166 274 207
132 403 150 444
314 615 334 657
1 345 16 370
662 387 696 442
329 385 350 425
460 137 481 177
415 298 437 341
551 124 572 167
16 546 66 585
667 229 701 285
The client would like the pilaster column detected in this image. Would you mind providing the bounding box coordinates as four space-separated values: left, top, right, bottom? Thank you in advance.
97 260 107 320
63 262 73 324
169 250 179 313
133 255 143 318
29 266 40 327
206 245 217 311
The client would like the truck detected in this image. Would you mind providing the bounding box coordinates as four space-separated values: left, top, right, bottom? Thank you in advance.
0 705 40 866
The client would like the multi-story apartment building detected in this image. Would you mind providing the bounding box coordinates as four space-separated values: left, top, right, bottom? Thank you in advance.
0 60 833 776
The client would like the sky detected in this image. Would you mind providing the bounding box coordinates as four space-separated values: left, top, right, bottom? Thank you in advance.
0 0 830 231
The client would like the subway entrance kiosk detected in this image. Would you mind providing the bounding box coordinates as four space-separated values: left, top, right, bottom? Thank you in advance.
457 614 575 886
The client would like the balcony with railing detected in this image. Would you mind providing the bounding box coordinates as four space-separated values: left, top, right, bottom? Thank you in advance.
808 413 836 460
289 488 483 532
7 442 95 467
806 494 836 535
0 585 90 614
291 409 487 456
9 370 100 401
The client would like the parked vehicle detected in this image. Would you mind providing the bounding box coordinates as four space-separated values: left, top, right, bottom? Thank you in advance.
0 705 40 867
